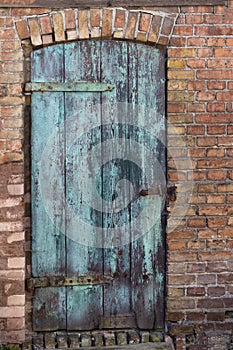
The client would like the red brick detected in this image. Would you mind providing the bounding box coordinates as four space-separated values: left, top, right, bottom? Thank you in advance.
207 126 226 136
228 125 233 134
206 148 225 157
188 148 205 158
208 81 226 90
39 15 52 34
197 91 216 101
168 241 186 251
187 125 205 135
207 38 225 47
199 205 233 216
65 10 76 30
188 103 205 112
188 81 205 90
198 48 213 58
195 26 233 36
28 18 42 46
15 21 29 40
188 218 206 228
217 92 233 101
218 136 233 146
167 312 185 322
168 274 196 285
207 170 227 181
207 312 225 321
186 312 205 322
167 103 186 113
218 183 233 192
114 10 125 28
207 103 225 113
187 59 205 69
197 137 216 147
173 26 193 36
78 10 89 39
169 37 186 47
207 195 225 205
197 298 224 308
187 287 205 296
161 16 175 36
218 227 233 238
125 12 137 39
139 13 151 32
12 8 50 16
187 37 205 46
208 217 226 227
197 70 233 80
148 15 162 43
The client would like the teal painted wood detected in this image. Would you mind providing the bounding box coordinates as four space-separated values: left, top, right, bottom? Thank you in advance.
31 45 66 330
128 44 166 329
31 40 165 331
100 41 132 326
64 40 103 330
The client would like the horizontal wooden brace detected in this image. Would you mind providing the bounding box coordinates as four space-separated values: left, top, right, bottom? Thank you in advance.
27 275 114 292
1 0 226 7
25 82 114 93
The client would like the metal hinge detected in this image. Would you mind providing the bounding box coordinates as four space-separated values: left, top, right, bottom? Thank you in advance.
27 275 114 293
24 82 114 93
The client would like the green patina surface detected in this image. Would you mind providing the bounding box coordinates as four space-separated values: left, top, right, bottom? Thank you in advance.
31 40 166 332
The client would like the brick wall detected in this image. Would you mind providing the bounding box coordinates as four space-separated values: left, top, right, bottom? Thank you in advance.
0 2 233 349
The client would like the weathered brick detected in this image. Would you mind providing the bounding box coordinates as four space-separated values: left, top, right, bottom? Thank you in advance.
90 9 101 27
65 10 76 30
39 15 52 34
53 13 65 42
148 15 162 43
28 18 42 46
15 21 29 40
7 295 25 306
125 12 138 39
102 9 113 37
78 10 89 39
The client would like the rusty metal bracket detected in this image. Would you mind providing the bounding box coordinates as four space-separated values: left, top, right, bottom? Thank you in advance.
27 275 114 293
166 186 177 202
24 82 114 93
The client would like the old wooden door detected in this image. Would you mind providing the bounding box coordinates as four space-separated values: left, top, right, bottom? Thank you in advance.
30 40 166 332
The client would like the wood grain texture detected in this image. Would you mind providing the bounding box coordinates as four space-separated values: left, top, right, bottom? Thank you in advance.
64 40 103 330
31 40 165 331
31 45 66 331
1 0 225 7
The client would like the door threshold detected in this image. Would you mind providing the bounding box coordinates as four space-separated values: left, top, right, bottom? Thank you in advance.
25 331 174 349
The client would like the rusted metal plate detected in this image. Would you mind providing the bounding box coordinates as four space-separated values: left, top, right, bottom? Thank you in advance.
25 82 114 93
31 40 166 331
0 0 226 7
27 274 114 292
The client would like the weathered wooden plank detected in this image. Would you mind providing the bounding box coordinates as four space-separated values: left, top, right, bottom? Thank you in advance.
31 45 66 330
128 43 165 329
64 41 103 330
25 82 114 93
100 40 133 326
1 0 225 7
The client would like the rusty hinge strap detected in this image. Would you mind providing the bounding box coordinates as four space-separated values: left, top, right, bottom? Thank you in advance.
24 82 114 93
27 275 113 292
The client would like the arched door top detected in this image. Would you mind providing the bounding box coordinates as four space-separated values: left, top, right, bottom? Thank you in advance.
15 8 177 49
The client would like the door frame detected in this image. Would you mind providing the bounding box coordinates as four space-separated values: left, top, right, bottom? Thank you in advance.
20 9 173 336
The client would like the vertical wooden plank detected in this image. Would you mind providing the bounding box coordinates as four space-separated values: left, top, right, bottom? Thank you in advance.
100 41 133 326
128 43 166 329
64 41 103 330
31 45 66 330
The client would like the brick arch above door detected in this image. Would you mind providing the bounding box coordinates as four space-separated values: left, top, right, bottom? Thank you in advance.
15 8 178 48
